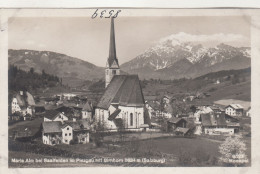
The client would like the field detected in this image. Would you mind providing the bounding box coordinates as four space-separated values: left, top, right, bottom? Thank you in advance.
214 99 251 110
8 115 251 167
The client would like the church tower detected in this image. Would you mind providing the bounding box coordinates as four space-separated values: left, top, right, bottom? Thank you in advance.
105 18 120 88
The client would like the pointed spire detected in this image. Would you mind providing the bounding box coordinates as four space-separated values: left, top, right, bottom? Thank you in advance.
107 17 119 68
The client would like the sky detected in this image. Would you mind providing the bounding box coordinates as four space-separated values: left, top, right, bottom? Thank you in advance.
8 16 250 67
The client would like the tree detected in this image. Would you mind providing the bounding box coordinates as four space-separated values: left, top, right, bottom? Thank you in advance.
219 135 249 166
29 67 34 74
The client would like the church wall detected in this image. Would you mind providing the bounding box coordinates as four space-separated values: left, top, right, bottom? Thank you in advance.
95 108 117 130
118 106 144 129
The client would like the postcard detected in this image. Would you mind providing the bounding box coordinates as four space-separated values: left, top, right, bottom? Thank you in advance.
0 8 260 173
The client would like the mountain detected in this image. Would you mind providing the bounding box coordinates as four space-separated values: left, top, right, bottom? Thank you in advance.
121 40 251 80
8 49 104 86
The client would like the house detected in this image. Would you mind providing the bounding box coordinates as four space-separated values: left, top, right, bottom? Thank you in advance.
215 79 220 84
175 127 192 136
167 117 187 132
55 106 81 119
35 106 45 115
162 105 173 118
225 114 239 123
246 107 251 117
42 120 90 145
43 97 58 105
225 114 240 133
9 112 22 121
162 95 171 104
43 110 69 122
193 106 213 123
94 18 148 131
210 105 225 114
225 104 244 116
11 91 35 120
82 102 93 120
200 113 235 135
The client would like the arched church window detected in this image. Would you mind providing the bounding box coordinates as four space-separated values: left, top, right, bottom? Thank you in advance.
130 113 133 126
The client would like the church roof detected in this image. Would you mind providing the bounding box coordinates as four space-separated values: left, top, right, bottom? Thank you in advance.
107 17 119 68
97 75 145 109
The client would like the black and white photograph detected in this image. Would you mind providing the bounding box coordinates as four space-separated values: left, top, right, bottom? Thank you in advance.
1 8 259 169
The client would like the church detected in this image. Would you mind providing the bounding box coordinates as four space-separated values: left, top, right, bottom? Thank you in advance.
94 18 149 131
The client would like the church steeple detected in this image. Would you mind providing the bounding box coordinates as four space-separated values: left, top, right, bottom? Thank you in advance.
105 18 120 88
107 17 119 68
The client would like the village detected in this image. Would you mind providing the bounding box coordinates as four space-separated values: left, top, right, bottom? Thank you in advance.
8 18 251 167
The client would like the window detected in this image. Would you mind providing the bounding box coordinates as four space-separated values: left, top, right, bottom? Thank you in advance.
65 140 68 143
112 70 116 75
69 133 71 136
67 127 69 130
65 133 67 136
130 113 133 126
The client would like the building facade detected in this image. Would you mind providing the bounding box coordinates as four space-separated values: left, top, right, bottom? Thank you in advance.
94 18 148 131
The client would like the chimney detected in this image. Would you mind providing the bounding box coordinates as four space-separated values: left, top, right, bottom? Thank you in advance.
20 91 23 95
73 118 76 122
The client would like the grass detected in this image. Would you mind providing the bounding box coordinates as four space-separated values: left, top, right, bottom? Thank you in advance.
8 117 43 138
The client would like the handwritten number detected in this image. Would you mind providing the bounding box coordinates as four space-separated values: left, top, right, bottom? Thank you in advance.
92 9 98 19
105 10 114 18
100 10 106 18
113 10 121 18
92 9 121 19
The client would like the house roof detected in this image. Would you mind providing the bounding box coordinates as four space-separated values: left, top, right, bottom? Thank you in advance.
82 102 92 112
201 113 227 127
164 105 173 114
14 91 35 108
147 101 160 110
175 127 190 134
168 117 186 124
44 110 64 120
97 75 145 109
225 114 239 121
144 95 157 101
62 120 90 131
42 121 62 133
226 104 244 110
108 109 121 120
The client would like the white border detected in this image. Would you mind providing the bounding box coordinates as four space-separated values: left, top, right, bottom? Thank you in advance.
1 8 260 174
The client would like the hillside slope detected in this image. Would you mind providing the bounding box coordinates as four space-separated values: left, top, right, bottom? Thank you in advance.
8 49 104 86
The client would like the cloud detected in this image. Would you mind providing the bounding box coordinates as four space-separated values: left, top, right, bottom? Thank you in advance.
159 32 249 47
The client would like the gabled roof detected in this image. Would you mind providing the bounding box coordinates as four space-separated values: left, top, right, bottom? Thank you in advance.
44 110 65 120
201 113 226 127
62 120 90 131
14 91 35 107
164 105 173 114
226 104 244 110
97 75 145 109
168 117 186 124
42 121 62 133
82 102 92 112
175 127 190 135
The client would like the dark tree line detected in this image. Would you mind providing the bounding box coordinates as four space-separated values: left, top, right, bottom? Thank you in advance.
8 65 62 92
